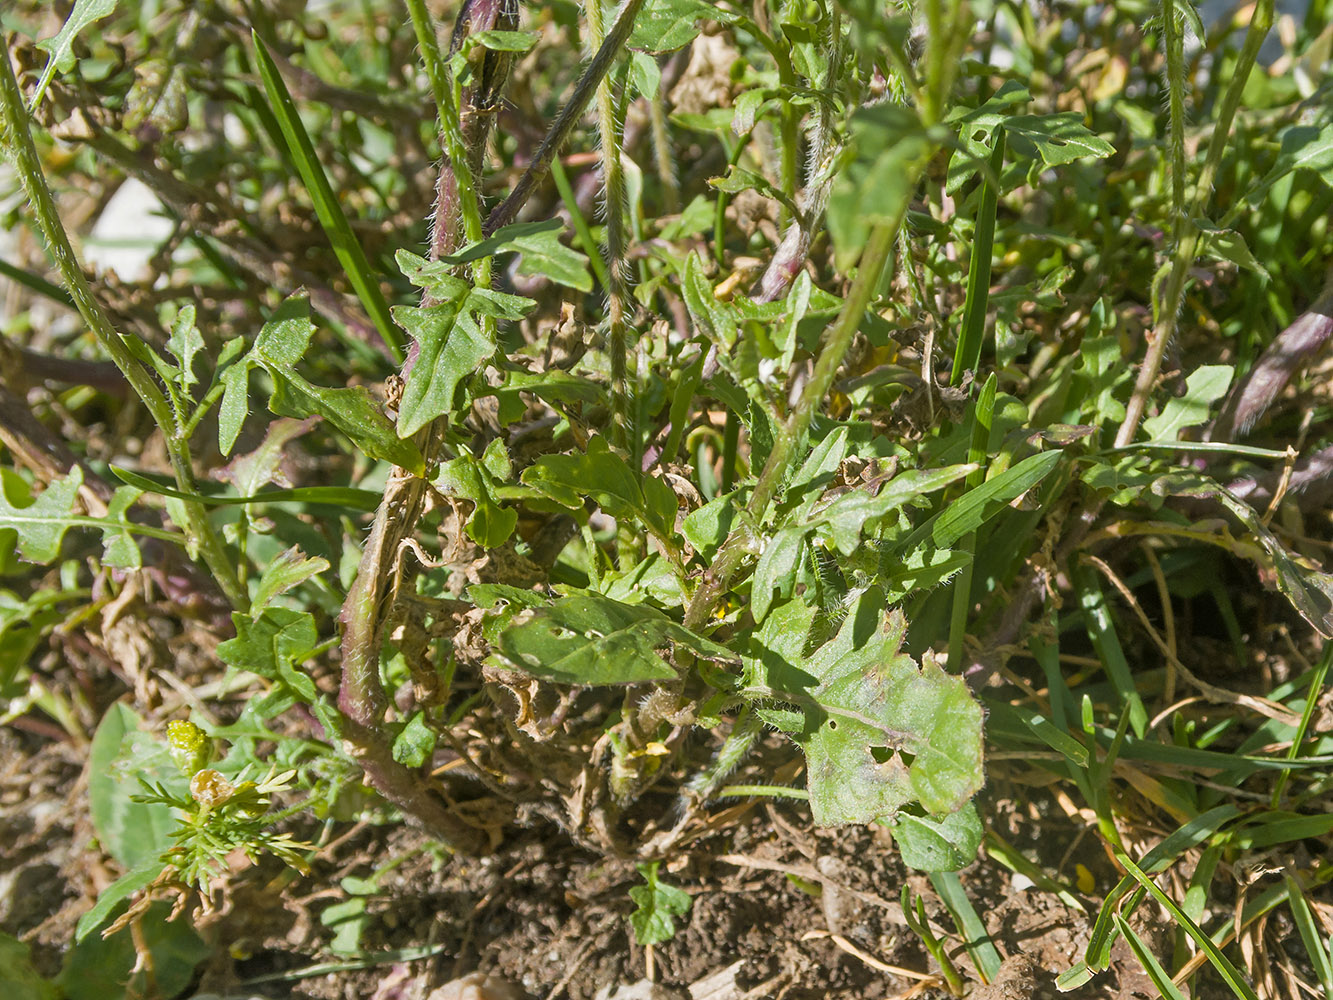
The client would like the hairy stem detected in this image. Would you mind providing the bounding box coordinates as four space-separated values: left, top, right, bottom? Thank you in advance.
1115 0 1274 446
483 0 646 235
752 6 842 304
586 0 635 453
684 220 902 631
647 79 679 214
334 0 513 853
0 45 246 611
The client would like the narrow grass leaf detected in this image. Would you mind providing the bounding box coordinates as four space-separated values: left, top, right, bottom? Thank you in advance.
251 33 401 361
952 131 1004 383
1112 914 1189 1000
112 467 379 511
1285 875 1333 998
929 870 1003 982
1118 850 1260 1000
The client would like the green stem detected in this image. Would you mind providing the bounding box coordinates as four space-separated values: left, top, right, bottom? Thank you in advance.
647 80 679 214
551 155 613 291
585 0 635 455
405 0 486 277
683 220 901 631
1115 0 1274 446
0 46 246 611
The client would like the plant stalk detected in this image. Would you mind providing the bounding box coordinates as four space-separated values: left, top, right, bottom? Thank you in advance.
334 0 514 854
585 0 635 455
0 44 247 611
683 220 900 631
483 0 646 235
1115 0 1274 447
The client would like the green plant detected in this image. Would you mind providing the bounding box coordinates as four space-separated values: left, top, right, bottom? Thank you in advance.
8 0 1333 993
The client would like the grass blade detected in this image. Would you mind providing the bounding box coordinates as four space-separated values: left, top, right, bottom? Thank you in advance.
0 257 75 307
1285 875 1333 998
1113 913 1189 1000
928 870 1003 983
951 127 1004 384
1117 850 1260 1000
1075 564 1148 738
112 466 380 510
947 373 995 669
251 32 402 362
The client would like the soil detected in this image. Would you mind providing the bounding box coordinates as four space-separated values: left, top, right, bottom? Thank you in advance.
2 717 1202 1000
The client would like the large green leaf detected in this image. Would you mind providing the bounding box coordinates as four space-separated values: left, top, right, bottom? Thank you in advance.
522 435 679 541
0 932 58 1000
751 589 985 825
491 590 731 685
87 704 179 870
59 901 207 1000
394 304 495 437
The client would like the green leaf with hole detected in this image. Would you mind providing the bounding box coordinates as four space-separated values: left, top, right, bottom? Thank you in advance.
758 589 984 824
435 454 517 548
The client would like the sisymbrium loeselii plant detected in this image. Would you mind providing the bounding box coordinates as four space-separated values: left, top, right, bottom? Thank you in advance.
8 0 1333 994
